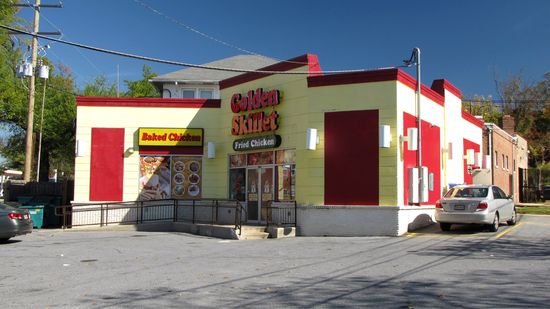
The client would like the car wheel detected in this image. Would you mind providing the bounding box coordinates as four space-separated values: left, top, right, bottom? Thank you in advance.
440 223 452 231
488 213 499 232
507 208 517 226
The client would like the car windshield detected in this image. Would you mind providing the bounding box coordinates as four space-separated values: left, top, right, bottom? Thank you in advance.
445 187 488 198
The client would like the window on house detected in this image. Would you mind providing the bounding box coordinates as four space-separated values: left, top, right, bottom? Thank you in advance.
182 89 195 98
502 154 505 170
495 151 499 167
199 89 214 99
162 89 171 98
506 155 509 171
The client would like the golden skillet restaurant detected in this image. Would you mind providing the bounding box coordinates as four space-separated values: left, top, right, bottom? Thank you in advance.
74 54 483 236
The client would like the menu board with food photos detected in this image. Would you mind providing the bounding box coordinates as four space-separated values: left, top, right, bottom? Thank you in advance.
139 156 171 200
171 156 202 199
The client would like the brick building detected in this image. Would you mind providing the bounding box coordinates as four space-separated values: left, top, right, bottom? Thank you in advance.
480 116 528 203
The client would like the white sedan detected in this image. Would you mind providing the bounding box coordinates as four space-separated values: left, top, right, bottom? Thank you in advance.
435 184 517 232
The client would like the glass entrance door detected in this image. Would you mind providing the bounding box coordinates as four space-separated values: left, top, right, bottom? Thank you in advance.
247 167 274 222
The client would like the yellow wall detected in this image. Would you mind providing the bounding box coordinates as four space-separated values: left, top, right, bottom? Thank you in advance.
74 105 223 202
218 69 310 201
221 75 399 206
75 68 401 206
306 82 399 205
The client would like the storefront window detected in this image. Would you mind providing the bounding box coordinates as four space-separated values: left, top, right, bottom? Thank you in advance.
139 155 202 200
229 154 246 168
247 151 274 166
229 168 246 201
276 149 296 164
229 149 296 202
139 156 171 200
276 164 296 201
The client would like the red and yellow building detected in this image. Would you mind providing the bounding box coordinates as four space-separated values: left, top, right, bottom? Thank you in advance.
74 54 484 236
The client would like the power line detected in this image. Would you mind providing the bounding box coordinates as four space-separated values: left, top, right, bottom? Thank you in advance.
0 24 396 75
463 99 548 104
132 0 308 65
22 0 104 77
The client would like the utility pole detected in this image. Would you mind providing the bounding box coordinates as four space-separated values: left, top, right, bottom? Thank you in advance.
22 0 41 182
12 0 62 182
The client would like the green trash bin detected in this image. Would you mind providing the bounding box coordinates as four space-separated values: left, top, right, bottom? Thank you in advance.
17 196 33 204
19 205 45 229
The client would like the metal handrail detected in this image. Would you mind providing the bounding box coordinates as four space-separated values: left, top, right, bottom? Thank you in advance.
55 198 245 230
265 200 297 227
234 200 247 236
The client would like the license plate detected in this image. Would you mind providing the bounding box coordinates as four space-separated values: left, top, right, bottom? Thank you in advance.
454 204 465 210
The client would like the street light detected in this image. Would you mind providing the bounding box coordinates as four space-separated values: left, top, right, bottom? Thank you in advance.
404 47 424 204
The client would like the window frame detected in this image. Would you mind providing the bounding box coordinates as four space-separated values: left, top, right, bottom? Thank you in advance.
181 88 196 99
199 88 214 99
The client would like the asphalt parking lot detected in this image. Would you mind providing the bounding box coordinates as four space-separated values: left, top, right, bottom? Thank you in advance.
1 214 550 308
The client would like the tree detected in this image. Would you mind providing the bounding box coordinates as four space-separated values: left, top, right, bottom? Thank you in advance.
124 65 160 98
36 59 77 179
0 3 78 179
0 1 27 171
463 95 502 124
496 73 550 166
82 75 117 97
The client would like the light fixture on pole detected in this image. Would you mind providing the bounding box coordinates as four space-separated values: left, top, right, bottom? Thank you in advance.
403 47 424 204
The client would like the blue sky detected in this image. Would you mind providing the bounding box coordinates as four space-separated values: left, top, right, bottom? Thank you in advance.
13 0 550 99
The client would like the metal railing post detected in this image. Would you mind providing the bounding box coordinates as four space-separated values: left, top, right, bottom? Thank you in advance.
211 200 215 225
215 200 219 225
192 200 195 224
140 201 144 223
100 204 104 227
136 201 139 224
174 199 177 222
62 206 66 229
294 200 297 227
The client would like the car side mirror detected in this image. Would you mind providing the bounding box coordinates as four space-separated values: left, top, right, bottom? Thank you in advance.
507 194 514 200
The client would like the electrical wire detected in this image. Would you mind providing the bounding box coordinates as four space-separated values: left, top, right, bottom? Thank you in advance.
22 0 104 77
132 0 308 65
0 24 396 75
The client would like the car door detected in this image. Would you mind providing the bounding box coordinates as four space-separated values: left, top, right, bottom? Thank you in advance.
493 186 512 219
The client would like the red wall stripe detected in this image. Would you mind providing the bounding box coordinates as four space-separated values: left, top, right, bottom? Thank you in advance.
77 97 221 108
90 128 124 201
462 110 484 128
307 69 445 106
219 54 321 89
431 79 462 98
402 113 441 205
325 110 379 205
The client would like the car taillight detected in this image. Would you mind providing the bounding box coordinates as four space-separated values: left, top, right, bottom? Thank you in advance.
477 202 488 210
8 213 24 220
435 201 443 208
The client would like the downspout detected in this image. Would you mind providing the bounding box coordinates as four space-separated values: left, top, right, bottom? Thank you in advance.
487 124 494 184
414 47 423 204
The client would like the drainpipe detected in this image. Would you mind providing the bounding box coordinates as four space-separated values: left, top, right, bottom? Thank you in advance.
487 124 494 184
414 47 423 204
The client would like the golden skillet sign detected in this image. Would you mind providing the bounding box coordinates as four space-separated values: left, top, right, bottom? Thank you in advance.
138 128 203 147
230 88 281 136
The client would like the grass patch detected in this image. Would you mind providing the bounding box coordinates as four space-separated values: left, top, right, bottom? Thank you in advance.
517 206 550 215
